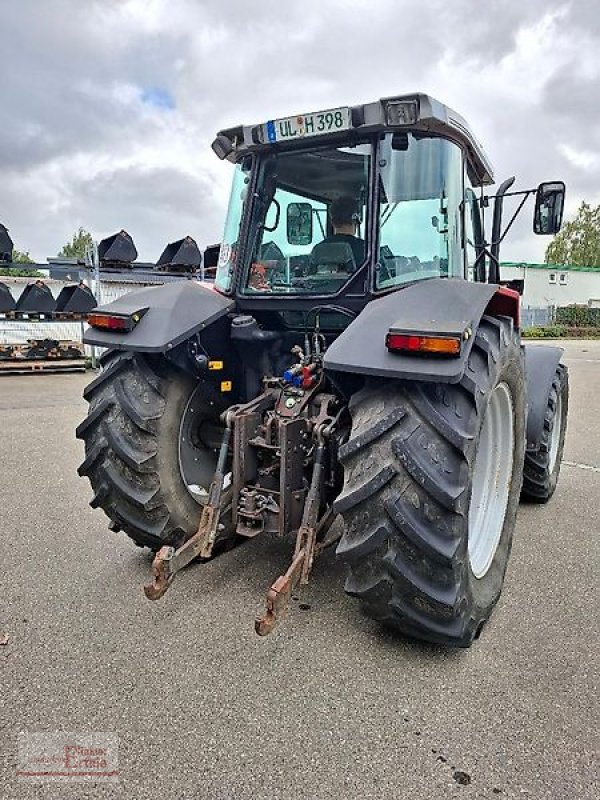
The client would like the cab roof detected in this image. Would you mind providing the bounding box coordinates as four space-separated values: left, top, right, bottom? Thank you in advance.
213 92 494 187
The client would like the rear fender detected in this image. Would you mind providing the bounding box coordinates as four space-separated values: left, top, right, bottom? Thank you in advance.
324 278 514 384
83 281 234 352
523 344 563 450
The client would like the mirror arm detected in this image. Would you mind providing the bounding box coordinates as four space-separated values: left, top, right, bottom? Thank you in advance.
495 192 532 245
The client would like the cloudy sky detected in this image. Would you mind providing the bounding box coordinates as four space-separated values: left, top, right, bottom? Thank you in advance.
2 0 599 263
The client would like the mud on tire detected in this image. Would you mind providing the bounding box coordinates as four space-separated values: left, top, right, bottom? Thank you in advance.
76 350 233 551
335 316 526 647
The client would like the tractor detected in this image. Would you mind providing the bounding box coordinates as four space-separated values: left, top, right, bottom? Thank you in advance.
77 93 569 646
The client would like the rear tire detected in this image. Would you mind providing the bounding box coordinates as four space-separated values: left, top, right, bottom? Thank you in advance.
521 364 569 502
76 351 234 551
335 317 526 647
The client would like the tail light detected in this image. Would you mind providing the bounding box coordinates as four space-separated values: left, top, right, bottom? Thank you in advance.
385 332 466 357
87 308 147 332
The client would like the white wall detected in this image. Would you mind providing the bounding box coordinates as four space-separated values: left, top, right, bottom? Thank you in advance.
502 265 600 308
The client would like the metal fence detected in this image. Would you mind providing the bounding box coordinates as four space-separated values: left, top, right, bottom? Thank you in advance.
521 306 555 329
1 275 558 356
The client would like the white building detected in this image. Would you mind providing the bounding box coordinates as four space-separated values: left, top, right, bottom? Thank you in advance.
501 262 600 309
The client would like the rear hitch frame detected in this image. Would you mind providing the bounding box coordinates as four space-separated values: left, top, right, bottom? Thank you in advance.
143 377 345 634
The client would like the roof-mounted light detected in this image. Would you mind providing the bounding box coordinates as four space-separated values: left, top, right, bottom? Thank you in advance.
385 99 419 126
211 134 234 160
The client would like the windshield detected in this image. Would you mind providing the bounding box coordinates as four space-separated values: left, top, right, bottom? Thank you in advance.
240 143 371 295
376 133 464 290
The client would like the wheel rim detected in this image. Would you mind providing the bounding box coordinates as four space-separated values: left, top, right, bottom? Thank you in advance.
468 382 514 579
178 386 221 504
548 392 562 473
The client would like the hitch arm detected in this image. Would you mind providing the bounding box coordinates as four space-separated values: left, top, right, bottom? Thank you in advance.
255 440 327 635
144 421 233 601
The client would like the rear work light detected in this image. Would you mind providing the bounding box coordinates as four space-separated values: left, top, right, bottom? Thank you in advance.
385 332 466 357
385 99 419 126
87 308 147 332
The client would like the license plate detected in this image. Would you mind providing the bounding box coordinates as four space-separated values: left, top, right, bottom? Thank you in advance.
265 107 351 143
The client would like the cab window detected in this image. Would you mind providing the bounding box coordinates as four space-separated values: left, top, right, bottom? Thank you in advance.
241 143 371 295
376 134 464 290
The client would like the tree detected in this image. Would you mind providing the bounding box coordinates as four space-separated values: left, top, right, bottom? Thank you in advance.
545 201 600 267
0 248 42 277
58 227 94 259
12 249 35 264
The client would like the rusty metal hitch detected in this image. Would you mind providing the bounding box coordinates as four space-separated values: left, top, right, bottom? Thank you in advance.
255 422 337 635
143 418 233 601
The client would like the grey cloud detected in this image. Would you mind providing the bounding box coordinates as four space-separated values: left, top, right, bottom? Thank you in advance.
0 0 598 263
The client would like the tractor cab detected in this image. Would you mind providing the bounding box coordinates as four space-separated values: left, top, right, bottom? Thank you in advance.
212 93 564 325
212 94 493 314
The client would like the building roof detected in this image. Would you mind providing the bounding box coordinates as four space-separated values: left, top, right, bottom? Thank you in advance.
502 262 600 274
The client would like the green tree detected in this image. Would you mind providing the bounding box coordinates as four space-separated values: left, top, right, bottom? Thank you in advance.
545 201 600 266
12 248 35 264
58 227 94 259
0 248 42 277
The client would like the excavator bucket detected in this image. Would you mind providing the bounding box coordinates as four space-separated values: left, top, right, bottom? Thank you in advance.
0 223 13 262
16 281 56 313
0 282 16 313
55 282 97 313
155 236 201 271
98 230 138 267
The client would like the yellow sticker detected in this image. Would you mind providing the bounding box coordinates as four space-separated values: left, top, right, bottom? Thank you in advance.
220 380 232 392
208 360 223 371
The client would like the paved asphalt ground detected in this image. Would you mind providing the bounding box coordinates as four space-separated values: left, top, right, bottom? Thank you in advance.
1 340 598 799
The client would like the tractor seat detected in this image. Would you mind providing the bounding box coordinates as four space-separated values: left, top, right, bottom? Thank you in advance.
308 241 357 275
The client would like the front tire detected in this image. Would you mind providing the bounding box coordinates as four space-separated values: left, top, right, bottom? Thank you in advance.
76 351 234 551
335 317 526 647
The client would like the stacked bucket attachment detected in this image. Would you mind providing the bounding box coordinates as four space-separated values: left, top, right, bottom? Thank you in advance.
0 223 13 262
16 281 56 313
98 230 138 270
0 280 96 317
55 282 97 313
0 283 16 312
155 236 202 272
144 342 345 635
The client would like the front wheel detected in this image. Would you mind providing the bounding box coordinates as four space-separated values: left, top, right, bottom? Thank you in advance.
76 351 235 551
335 316 526 647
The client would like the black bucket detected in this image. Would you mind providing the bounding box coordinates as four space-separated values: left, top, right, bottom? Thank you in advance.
0 223 13 262
155 236 201 271
15 281 57 313
55 282 97 313
98 230 138 265
0 281 16 312
203 243 220 278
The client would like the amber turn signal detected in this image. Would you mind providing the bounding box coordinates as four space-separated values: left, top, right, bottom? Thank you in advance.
385 333 462 356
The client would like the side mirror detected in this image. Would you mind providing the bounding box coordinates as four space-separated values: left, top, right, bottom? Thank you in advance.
287 202 313 246
533 181 565 235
